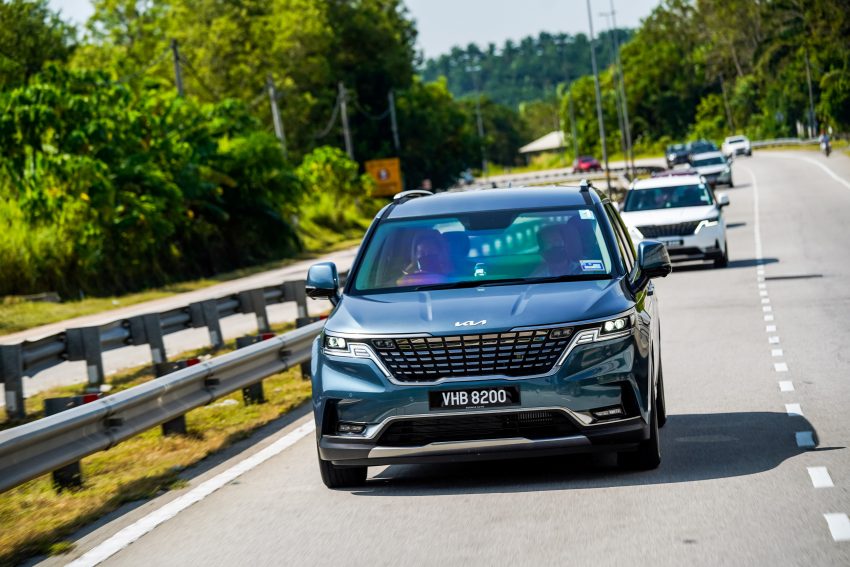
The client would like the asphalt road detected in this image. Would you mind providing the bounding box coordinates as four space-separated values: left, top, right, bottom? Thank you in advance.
43 150 850 566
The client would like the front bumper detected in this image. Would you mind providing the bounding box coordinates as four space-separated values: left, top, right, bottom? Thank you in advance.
312 328 653 466
642 224 726 263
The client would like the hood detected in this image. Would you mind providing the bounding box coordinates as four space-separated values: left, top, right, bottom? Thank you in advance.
621 205 717 228
694 164 728 175
326 279 632 336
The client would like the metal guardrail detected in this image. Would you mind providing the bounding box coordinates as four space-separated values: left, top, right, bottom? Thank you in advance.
0 319 324 493
0 278 312 420
751 137 819 148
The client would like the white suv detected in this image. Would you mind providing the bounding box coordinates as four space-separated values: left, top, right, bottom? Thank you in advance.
722 135 752 158
620 174 730 268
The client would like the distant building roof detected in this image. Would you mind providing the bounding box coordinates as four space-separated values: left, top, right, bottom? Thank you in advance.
519 131 566 154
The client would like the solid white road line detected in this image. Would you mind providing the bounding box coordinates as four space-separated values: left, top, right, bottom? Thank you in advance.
779 381 794 392
775 362 789 372
808 467 834 488
772 349 784 357
796 431 816 448
785 403 803 416
824 514 850 542
67 421 316 567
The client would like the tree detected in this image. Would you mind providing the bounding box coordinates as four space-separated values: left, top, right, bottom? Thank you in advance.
0 0 75 88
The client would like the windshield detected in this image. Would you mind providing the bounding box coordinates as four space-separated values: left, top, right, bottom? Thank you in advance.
727 137 745 143
623 184 715 212
352 207 614 293
667 144 685 152
693 156 725 166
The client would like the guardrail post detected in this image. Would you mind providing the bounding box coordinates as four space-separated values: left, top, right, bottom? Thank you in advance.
0 344 26 420
66 326 105 392
142 314 167 365
189 299 225 350
239 289 271 334
154 358 200 436
295 317 321 380
284 280 309 319
43 394 101 490
235 336 269 404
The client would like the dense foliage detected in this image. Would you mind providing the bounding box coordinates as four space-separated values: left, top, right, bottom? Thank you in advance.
562 0 850 156
420 30 632 108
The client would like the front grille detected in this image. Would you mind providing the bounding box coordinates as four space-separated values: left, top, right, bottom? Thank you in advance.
372 328 573 383
377 410 578 447
637 221 701 238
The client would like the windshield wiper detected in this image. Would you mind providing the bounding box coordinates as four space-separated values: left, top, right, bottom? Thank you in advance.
412 274 611 291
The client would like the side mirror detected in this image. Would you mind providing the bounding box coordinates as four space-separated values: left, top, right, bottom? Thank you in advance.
717 193 730 208
726 154 734 164
306 262 341 305
629 241 672 293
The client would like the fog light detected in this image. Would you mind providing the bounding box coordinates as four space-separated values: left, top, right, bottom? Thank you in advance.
592 406 625 419
337 422 366 434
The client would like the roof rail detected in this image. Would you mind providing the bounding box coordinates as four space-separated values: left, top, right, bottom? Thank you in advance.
393 189 433 201
579 179 591 192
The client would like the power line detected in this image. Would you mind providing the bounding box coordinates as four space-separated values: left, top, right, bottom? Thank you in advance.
314 91 342 139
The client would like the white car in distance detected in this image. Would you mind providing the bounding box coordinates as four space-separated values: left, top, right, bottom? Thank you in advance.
620 174 730 268
691 151 733 187
722 135 752 158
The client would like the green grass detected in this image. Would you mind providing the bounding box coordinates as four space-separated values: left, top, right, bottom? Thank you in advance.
0 322 314 564
0 236 361 337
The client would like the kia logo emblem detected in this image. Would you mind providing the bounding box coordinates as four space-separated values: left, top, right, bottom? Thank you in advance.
454 320 486 327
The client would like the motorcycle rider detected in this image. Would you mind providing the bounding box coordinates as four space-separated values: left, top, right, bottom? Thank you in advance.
820 130 832 157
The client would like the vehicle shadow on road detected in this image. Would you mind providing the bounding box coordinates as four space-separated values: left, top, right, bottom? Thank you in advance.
672 257 778 273
352 411 841 495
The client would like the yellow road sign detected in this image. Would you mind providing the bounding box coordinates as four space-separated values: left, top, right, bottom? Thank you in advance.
365 158 402 197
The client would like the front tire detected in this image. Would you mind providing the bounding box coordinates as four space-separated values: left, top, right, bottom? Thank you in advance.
618 400 661 470
318 456 367 488
714 242 729 268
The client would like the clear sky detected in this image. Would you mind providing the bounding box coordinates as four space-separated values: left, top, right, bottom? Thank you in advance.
49 0 660 59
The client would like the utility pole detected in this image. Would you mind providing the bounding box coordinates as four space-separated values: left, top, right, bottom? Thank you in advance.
804 48 817 137
609 0 635 178
267 75 287 159
586 0 611 196
388 90 401 154
170 39 184 97
719 73 736 133
568 85 579 161
467 63 488 178
338 82 354 160
601 11 627 170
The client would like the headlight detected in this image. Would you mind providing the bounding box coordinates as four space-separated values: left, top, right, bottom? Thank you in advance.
695 216 720 233
667 154 676 161
600 313 634 335
325 335 347 350
724 166 731 173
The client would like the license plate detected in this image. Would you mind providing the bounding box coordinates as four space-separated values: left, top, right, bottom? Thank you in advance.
429 386 520 410
660 239 683 248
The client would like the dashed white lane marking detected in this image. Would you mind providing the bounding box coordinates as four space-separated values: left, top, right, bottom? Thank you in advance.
769 336 780 344
758 283 767 289
774 362 789 372
766 325 777 332
772 348 784 357
796 431 816 448
760 290 769 297
764 314 774 322
808 467 834 488
779 381 794 392
761 298 771 304
763 306 773 312
785 403 803 416
67 421 316 567
824 514 850 542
